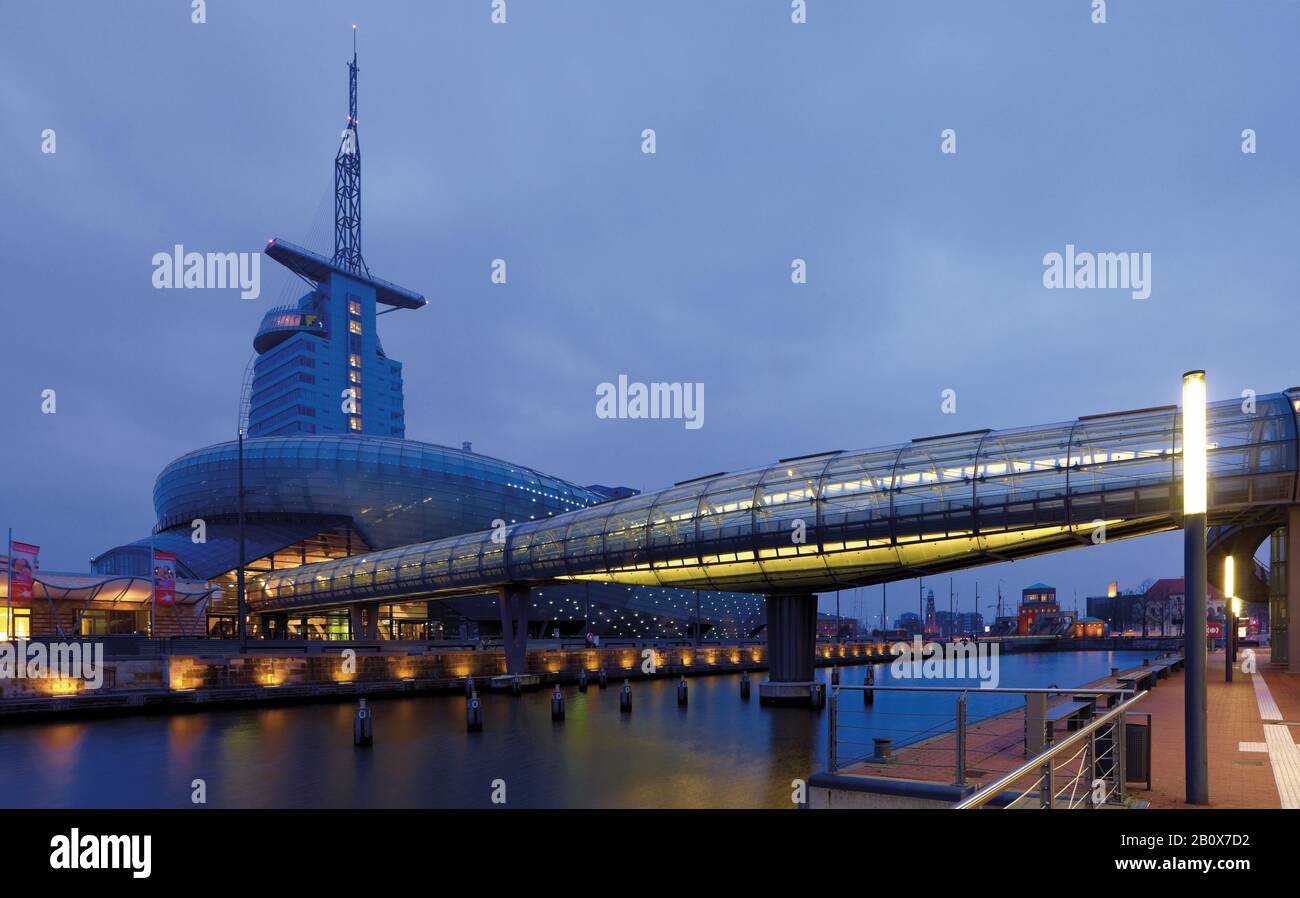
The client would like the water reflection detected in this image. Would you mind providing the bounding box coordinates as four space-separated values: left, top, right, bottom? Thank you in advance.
0 651 1149 808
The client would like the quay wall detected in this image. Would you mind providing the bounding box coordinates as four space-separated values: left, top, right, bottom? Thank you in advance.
0 640 894 709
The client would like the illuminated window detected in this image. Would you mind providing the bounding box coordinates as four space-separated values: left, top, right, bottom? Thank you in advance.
349 300 361 316
0 607 30 640
349 320 362 335
349 416 362 431
350 386 362 400
349 354 361 368
349 370 362 384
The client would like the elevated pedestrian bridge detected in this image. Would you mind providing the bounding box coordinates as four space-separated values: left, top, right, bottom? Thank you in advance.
249 389 1300 613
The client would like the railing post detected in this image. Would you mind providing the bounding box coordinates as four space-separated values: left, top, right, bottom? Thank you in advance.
828 686 839 773
1041 759 1054 809
1025 692 1048 756
954 691 968 787
1116 713 1127 804
1086 730 1097 808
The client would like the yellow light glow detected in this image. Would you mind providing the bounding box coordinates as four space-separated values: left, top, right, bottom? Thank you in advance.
1224 555 1235 600
49 678 79 696
1182 370 1207 515
1232 596 1243 616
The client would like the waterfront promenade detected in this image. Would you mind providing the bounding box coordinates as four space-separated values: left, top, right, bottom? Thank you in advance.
1143 649 1290 809
821 649 1294 809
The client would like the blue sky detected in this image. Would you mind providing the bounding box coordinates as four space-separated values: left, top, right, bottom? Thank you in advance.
2 0 1298 624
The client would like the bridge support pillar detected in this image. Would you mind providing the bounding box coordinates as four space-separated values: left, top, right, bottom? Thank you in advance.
760 592 818 705
363 602 382 640
1288 507 1300 674
349 605 365 641
498 584 531 676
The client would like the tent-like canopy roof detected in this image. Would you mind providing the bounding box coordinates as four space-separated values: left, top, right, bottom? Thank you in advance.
0 571 216 607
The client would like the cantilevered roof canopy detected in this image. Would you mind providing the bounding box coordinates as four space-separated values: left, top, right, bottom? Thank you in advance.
265 238 426 309
0 572 215 607
96 520 346 582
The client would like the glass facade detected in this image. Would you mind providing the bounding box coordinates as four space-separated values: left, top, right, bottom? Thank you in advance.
248 271 405 438
152 435 608 551
251 393 1300 611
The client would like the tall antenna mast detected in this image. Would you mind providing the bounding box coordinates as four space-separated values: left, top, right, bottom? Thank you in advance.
333 25 368 276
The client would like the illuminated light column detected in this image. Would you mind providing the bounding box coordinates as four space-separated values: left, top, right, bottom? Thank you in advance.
1231 596 1242 663
1182 370 1209 804
1224 555 1234 683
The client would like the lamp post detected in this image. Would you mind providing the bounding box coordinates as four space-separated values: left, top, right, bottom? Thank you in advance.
1224 555 1234 683
237 428 247 645
835 589 841 644
1182 370 1209 804
1232 596 1242 663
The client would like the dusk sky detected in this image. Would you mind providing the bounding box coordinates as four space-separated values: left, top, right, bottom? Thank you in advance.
3 0 1298 625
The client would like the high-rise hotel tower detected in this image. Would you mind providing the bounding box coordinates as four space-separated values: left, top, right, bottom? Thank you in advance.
246 36 425 438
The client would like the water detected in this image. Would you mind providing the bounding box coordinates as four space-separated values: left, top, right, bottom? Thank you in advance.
0 650 1150 808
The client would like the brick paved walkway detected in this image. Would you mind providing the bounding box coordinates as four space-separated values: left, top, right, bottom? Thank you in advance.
1141 649 1279 808
837 648 1300 808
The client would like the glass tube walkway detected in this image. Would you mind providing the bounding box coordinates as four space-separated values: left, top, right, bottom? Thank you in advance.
249 390 1300 612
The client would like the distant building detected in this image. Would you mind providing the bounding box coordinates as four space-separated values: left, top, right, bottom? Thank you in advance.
932 610 983 637
924 589 937 635
1070 616 1107 638
957 611 984 635
1086 593 1142 635
895 612 922 636
816 612 858 639
988 616 1019 637
1140 577 1224 636
933 610 956 637
1018 583 1060 635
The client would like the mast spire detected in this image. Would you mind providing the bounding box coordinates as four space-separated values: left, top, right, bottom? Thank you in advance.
333 26 368 276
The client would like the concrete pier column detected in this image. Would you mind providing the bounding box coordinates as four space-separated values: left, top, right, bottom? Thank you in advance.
363 602 382 640
349 605 365 641
760 592 818 705
498 584 531 676
1288 507 1300 673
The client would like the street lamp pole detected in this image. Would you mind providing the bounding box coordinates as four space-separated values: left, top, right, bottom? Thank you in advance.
237 429 247 646
1224 555 1234 684
1182 370 1209 804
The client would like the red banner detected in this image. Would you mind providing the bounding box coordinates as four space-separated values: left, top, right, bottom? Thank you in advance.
8 541 39 602
153 550 177 606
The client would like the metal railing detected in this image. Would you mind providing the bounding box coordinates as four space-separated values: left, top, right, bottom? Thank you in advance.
952 690 1148 808
827 684 1136 788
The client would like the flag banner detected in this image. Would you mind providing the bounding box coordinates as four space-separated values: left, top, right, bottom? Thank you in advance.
9 541 39 602
153 550 177 606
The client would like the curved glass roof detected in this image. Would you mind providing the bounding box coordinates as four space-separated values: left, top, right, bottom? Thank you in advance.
249 392 1300 611
154 434 608 550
